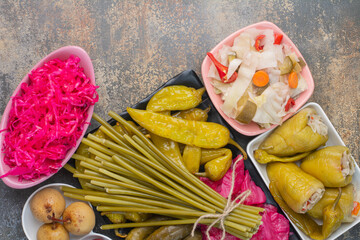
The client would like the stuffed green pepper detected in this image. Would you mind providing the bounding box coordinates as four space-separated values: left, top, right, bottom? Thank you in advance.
256 107 328 163
300 146 355 187
267 162 325 213
307 184 355 223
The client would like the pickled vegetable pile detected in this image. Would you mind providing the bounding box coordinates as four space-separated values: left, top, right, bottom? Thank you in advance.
254 107 359 240
0 56 98 181
208 28 308 128
62 85 290 239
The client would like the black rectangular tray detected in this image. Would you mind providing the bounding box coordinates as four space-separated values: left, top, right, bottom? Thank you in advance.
68 69 300 240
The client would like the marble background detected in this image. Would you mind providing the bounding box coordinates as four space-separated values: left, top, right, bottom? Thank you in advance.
0 0 359 239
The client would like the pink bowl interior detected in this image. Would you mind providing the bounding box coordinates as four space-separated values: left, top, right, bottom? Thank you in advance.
0 46 96 189
201 21 314 136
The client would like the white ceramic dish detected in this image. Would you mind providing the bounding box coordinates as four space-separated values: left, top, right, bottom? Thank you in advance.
247 102 360 240
22 183 111 240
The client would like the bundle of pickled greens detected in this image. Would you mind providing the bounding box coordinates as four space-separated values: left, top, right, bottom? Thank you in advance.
62 85 269 239
254 107 359 240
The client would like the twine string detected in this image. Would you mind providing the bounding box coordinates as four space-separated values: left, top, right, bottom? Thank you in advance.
191 157 251 240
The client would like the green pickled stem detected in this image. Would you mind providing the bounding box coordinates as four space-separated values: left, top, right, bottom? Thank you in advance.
107 136 220 212
229 209 263 221
74 154 149 188
62 186 110 197
226 215 259 228
91 180 123 189
99 125 134 151
132 134 183 174
95 156 108 162
100 160 137 176
123 136 224 213
95 194 195 211
81 138 117 156
120 153 220 213
76 154 142 183
106 182 185 205
224 226 252 239
98 167 154 190
88 147 113 162
113 155 215 214
84 195 152 208
123 134 162 166
105 188 189 207
104 188 179 204
88 134 158 174
64 164 78 174
85 195 189 212
84 182 106 192
80 161 100 172
63 186 180 209
108 111 264 215
100 218 207 230
99 160 156 189
97 206 205 217
63 192 87 201
84 169 109 178
108 111 225 206
92 113 127 143
74 173 158 193
73 154 105 169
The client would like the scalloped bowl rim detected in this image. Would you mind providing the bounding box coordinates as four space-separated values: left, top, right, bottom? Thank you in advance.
0 46 96 189
201 21 315 136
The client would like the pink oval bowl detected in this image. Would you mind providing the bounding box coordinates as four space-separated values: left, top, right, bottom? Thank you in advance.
201 21 314 136
0 46 96 189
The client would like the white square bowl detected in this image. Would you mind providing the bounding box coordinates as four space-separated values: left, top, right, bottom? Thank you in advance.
247 102 360 240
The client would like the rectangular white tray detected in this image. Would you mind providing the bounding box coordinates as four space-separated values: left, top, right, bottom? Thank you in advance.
247 102 360 240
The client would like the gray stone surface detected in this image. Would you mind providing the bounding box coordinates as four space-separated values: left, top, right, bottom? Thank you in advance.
0 0 359 239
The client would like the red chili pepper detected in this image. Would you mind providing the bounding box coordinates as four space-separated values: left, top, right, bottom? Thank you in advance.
254 35 265 51
285 98 295 111
274 33 283 45
207 52 238 83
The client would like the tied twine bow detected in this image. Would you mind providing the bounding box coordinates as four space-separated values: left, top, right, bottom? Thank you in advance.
191 157 251 240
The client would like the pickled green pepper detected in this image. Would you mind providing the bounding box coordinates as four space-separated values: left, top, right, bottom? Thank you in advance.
146 86 205 112
146 224 193 240
200 148 229 164
150 133 185 169
196 148 232 181
174 107 210 174
254 149 312 164
269 181 345 240
172 107 210 122
182 145 202 174
127 108 230 149
149 111 185 169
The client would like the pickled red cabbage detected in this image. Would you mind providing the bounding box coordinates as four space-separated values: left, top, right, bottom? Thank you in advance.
200 155 289 239
1 56 98 181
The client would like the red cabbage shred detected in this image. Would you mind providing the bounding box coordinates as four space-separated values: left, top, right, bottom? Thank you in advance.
1 56 98 181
